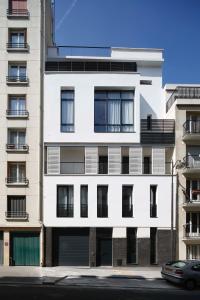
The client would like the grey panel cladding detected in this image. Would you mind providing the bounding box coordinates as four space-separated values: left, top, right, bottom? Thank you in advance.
157 230 174 265
137 238 150 266
113 238 127 267
89 228 96 267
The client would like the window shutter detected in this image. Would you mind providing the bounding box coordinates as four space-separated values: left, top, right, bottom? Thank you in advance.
11 0 27 9
129 147 142 174
152 147 165 174
47 147 60 174
108 147 121 174
85 147 98 174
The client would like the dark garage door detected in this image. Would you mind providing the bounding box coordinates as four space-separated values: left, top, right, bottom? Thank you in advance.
54 228 89 266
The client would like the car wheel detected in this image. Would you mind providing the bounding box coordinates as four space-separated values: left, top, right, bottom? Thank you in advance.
185 279 196 290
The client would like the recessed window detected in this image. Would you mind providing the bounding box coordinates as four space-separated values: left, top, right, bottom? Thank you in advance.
61 90 74 132
57 185 74 217
94 90 134 133
97 186 108 218
7 95 27 116
7 196 27 219
140 80 152 85
122 186 133 218
80 185 88 218
150 185 157 218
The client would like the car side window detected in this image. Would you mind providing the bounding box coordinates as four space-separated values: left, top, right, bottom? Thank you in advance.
192 264 200 271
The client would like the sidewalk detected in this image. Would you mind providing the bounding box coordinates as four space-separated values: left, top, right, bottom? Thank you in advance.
0 266 162 286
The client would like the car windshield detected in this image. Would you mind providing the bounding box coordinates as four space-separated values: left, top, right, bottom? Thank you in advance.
166 261 187 268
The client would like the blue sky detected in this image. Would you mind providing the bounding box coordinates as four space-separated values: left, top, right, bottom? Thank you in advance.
54 0 200 85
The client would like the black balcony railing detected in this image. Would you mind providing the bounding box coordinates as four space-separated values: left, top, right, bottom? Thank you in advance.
7 9 29 17
6 144 29 151
183 155 200 169
7 42 29 50
80 204 88 218
6 109 29 117
166 86 200 112
7 76 28 83
60 162 85 174
183 224 200 238
6 177 29 185
97 204 108 218
5 211 28 219
122 204 133 218
57 204 74 217
150 204 157 218
183 120 200 135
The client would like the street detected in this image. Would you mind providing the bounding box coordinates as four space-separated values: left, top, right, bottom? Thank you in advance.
0 284 200 300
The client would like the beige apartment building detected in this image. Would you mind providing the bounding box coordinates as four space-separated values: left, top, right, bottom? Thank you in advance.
166 84 200 261
0 0 53 266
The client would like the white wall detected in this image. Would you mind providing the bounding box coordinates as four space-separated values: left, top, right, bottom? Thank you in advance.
44 175 175 228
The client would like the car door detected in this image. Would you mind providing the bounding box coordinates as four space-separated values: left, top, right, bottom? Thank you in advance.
191 263 200 284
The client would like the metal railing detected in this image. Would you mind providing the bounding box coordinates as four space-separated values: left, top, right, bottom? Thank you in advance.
7 42 29 50
6 76 29 83
6 177 29 185
80 204 88 218
60 162 85 174
97 204 108 218
5 211 28 219
7 9 29 17
183 155 200 169
57 204 74 217
166 87 200 112
183 120 200 135
183 224 200 238
6 144 29 151
6 109 29 117
150 204 157 218
122 204 133 218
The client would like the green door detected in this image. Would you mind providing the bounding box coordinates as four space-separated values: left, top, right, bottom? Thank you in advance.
11 232 40 266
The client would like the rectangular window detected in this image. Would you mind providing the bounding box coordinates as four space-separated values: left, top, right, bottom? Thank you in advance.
187 245 200 260
122 186 133 218
143 156 151 174
57 185 74 217
8 129 26 145
7 162 26 183
97 186 108 218
8 29 27 48
61 90 74 132
80 185 88 218
9 0 27 10
94 90 134 132
150 228 157 264
7 196 26 218
150 185 157 217
8 95 26 115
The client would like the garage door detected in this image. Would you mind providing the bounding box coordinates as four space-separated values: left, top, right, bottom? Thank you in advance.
0 232 3 265
11 232 40 266
54 228 89 266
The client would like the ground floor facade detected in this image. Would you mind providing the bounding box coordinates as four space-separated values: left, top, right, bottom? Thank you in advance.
0 228 42 266
45 227 173 267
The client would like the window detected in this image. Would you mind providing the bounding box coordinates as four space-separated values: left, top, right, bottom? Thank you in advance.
7 196 26 218
186 180 200 202
8 129 26 146
98 147 108 174
94 90 134 132
57 186 74 217
150 185 157 217
187 245 200 260
8 29 27 49
147 115 152 130
140 80 152 85
143 156 151 174
121 147 129 174
61 90 74 132
186 212 200 236
8 95 26 116
8 63 27 81
9 0 27 10
80 185 88 218
97 186 108 218
122 186 133 218
150 228 157 264
7 162 26 184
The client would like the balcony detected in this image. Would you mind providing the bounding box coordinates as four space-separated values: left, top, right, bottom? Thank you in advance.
7 9 29 18
97 204 108 218
6 76 29 85
81 204 88 218
183 120 200 144
183 155 200 178
183 224 200 240
5 211 28 220
122 204 133 218
166 86 200 112
7 42 29 52
6 144 29 153
60 162 85 174
57 204 74 218
6 109 29 119
6 177 29 186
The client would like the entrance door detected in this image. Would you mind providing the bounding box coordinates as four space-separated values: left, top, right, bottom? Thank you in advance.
11 232 40 266
0 232 3 265
97 238 112 266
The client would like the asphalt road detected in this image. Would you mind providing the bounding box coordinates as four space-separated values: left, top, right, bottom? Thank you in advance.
0 285 199 300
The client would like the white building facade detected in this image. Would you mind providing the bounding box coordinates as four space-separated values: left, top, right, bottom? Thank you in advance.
43 47 176 266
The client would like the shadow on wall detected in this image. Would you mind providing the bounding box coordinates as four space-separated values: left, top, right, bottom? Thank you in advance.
140 95 157 119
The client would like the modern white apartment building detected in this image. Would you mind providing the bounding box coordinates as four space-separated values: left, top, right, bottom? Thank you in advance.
43 47 176 266
166 84 200 261
0 0 53 266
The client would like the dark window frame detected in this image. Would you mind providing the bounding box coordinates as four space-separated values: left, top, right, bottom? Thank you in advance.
57 185 74 218
80 185 88 218
122 185 133 218
97 185 108 218
61 90 75 132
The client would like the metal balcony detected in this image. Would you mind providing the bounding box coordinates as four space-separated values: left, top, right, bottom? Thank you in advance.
183 155 200 178
7 9 29 18
6 177 29 186
5 211 28 220
6 76 29 85
7 42 29 52
183 224 200 239
6 144 29 152
6 109 29 118
183 120 200 144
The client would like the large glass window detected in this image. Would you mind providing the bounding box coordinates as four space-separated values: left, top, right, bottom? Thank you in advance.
94 90 134 132
80 185 88 218
7 196 26 218
61 90 74 132
122 186 133 218
57 185 74 217
97 186 108 218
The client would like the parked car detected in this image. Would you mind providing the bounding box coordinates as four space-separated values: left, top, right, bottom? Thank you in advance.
161 260 200 290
